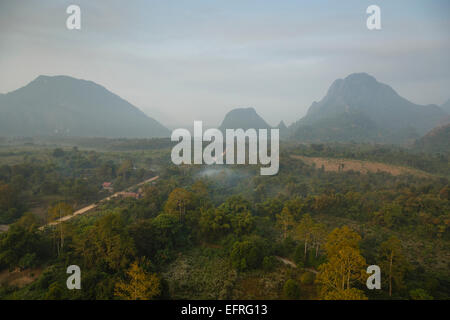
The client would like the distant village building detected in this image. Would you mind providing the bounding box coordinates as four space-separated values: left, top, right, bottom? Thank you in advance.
102 182 113 192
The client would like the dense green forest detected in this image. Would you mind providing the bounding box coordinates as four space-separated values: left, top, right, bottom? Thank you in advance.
0 139 448 300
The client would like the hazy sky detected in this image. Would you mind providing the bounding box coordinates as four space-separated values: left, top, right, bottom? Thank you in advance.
0 0 449 128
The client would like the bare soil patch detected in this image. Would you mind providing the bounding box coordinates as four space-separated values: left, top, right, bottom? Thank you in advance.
0 267 42 288
291 155 430 177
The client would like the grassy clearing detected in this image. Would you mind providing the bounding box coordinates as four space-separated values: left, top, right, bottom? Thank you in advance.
291 155 432 178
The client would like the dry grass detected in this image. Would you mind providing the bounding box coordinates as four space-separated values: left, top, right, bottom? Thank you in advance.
0 268 42 288
291 155 431 178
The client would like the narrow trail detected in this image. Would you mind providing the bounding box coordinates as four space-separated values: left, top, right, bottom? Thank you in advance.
275 256 297 268
275 256 318 274
40 175 159 230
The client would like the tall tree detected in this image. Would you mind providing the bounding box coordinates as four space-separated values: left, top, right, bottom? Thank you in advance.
276 206 295 239
117 159 134 180
73 213 135 271
114 259 161 300
0 213 48 271
324 226 361 255
296 213 314 256
47 202 73 256
316 226 367 300
164 188 194 222
311 222 327 257
190 179 210 208
379 236 407 297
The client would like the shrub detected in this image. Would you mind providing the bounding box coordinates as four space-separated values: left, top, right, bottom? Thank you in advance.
262 256 277 271
229 237 270 271
283 279 300 299
230 241 256 271
409 288 433 300
18 252 37 270
293 245 305 266
300 272 315 285
275 237 296 257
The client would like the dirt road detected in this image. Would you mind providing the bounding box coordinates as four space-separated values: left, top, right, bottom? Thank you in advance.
41 175 159 229
275 256 318 274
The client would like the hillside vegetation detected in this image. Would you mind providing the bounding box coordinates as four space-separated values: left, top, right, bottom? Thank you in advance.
0 139 448 300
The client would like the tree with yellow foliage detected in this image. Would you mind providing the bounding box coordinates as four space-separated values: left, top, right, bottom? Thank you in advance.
324 226 361 255
114 259 161 300
316 226 367 300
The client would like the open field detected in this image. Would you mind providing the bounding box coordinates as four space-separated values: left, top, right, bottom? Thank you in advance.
291 155 432 178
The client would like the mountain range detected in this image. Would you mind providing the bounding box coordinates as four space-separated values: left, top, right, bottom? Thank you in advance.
288 73 448 143
0 73 448 145
0 75 170 138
